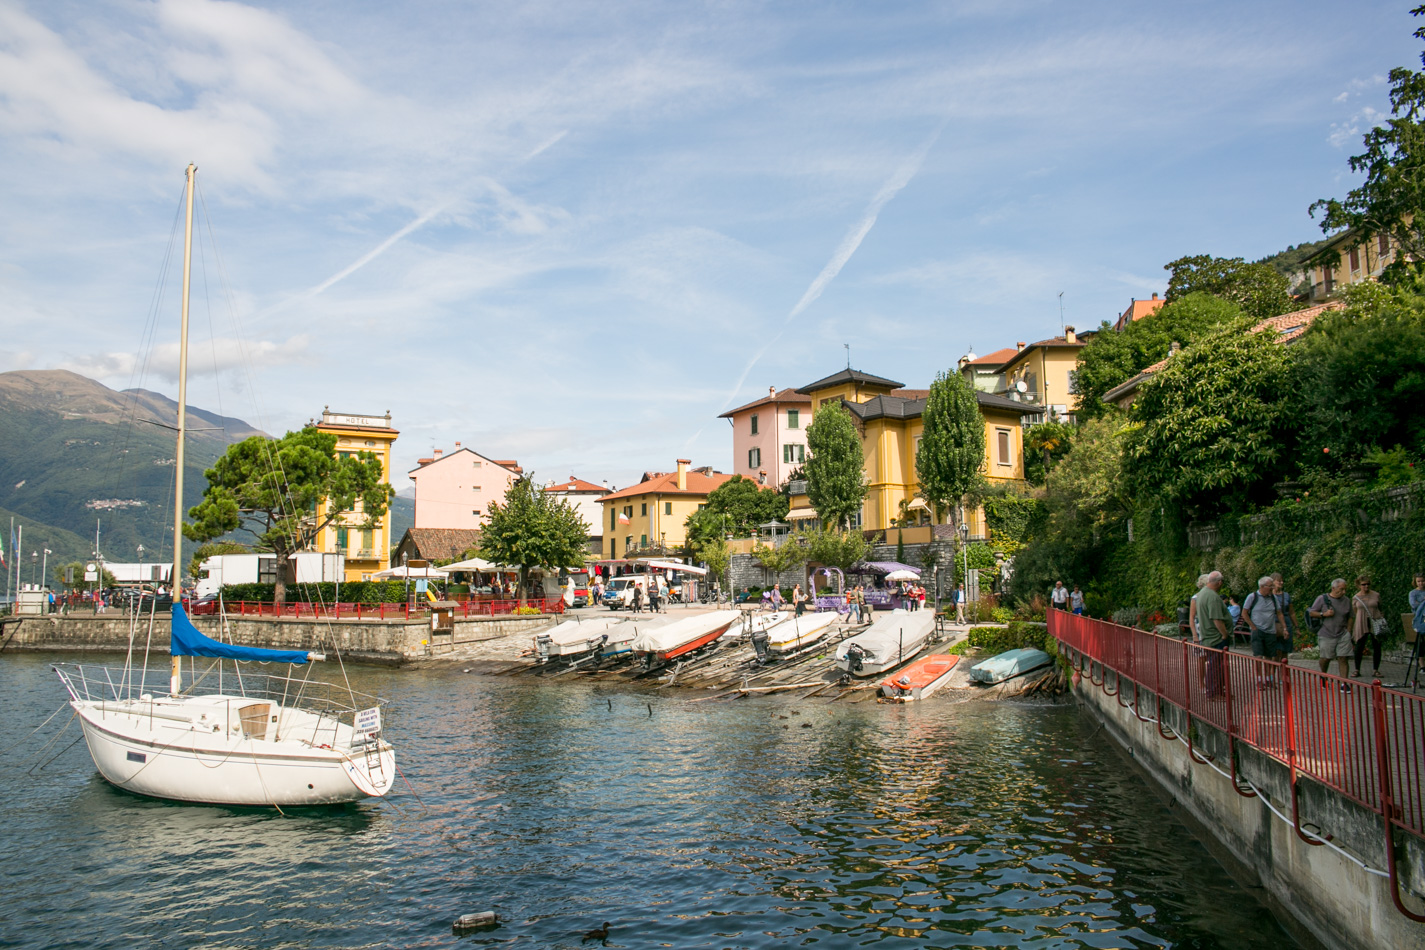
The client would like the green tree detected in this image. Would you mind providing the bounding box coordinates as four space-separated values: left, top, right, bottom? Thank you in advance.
684 475 788 541
802 526 868 572
1292 280 1425 464
804 401 867 529
693 536 732 591
1023 419 1075 486
1163 254 1295 320
751 540 807 586
479 475 590 603
1072 293 1248 420
1044 416 1132 537
185 427 393 604
1123 328 1296 517
1310 7 1425 265
915 370 985 533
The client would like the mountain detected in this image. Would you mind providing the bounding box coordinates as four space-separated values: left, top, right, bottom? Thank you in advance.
0 370 266 571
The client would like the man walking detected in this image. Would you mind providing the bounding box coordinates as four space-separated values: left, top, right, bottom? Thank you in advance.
1309 579 1353 684
954 583 966 623
1242 575 1286 686
1193 571 1231 697
1051 581 1069 611
1069 585 1085 616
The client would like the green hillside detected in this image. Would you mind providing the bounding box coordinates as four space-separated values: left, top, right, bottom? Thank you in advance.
0 370 265 571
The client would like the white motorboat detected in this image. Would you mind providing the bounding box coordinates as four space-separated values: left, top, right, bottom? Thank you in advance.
597 614 674 659
533 615 623 662
761 611 838 655
631 609 741 668
726 610 791 640
55 164 395 807
834 609 937 677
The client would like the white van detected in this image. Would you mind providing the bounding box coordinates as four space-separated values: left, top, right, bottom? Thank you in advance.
601 574 668 610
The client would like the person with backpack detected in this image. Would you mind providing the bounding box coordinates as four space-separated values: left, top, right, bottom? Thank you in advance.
1242 576 1286 687
1351 575 1385 679
1193 571 1231 697
1271 573 1299 655
1308 578 1352 685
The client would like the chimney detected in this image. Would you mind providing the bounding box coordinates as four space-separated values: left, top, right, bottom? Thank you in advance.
454 441 462 449
434 448 443 457
1017 341 1026 351
769 385 776 398
1152 292 1159 299
1064 325 1076 344
676 458 690 491
1170 340 1181 355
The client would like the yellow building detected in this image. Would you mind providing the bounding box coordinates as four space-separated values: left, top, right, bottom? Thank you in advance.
314 408 398 581
1299 229 1397 302
598 459 732 560
788 368 1042 538
995 328 1089 419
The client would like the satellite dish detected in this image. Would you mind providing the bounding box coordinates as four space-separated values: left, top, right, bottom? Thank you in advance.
1015 380 1028 393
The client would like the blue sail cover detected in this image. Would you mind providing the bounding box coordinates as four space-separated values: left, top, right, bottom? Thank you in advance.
170 604 310 664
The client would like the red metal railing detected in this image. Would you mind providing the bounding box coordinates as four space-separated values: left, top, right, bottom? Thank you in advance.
1051 610 1425 920
187 598 565 619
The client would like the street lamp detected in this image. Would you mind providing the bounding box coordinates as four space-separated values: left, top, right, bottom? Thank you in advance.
137 544 144 587
31 551 38 588
959 522 970 619
41 548 51 592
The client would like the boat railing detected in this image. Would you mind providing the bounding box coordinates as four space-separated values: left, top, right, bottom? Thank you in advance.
54 663 388 742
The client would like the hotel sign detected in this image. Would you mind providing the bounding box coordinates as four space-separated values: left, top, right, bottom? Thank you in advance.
322 411 389 428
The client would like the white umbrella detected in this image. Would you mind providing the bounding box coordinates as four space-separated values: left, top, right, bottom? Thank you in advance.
884 569 920 581
372 565 450 579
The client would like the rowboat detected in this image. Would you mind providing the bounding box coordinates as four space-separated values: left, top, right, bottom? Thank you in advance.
969 648 1052 685
631 609 741 668
834 609 936 677
532 616 623 662
881 653 960 701
761 611 838 655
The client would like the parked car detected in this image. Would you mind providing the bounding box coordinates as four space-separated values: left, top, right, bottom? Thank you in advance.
601 575 668 609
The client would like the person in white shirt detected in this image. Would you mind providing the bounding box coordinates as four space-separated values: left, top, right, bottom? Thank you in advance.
1051 581 1069 610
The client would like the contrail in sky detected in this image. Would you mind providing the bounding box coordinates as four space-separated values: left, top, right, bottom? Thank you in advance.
303 204 447 298
719 124 944 411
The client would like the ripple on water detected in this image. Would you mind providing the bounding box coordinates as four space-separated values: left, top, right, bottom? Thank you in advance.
0 656 1296 949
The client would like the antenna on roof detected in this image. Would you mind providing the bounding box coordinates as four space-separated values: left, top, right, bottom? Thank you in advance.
1058 291 1065 337
844 343 850 369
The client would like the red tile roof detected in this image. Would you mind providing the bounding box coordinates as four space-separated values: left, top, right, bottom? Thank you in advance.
544 476 609 494
1113 296 1166 331
965 347 1019 367
600 468 733 502
1251 300 1342 343
718 386 811 418
887 388 930 399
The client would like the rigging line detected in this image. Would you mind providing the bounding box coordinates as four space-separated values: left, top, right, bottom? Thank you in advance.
32 733 85 774
196 187 358 701
195 183 228 431
21 709 79 772
0 703 71 757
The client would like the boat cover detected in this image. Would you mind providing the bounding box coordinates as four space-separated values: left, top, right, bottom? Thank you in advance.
630 610 739 654
170 604 311 663
541 616 621 646
969 648 1052 684
765 611 838 649
836 610 936 667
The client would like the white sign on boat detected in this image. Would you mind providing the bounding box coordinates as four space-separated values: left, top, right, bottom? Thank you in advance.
355 706 382 736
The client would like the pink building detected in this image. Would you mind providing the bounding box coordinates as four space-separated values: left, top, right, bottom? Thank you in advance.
408 443 523 530
718 386 812 488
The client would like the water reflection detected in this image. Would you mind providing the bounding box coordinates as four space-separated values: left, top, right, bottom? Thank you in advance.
1 656 1294 949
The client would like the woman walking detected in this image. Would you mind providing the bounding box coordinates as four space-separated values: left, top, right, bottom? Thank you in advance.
1351 575 1384 678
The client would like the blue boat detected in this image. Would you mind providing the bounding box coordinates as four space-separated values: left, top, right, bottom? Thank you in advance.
969 648 1053 685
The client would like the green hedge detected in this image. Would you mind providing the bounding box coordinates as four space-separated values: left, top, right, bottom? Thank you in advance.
951 621 1050 656
220 581 414 604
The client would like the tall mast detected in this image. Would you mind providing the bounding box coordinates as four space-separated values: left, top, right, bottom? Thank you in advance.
171 163 195 697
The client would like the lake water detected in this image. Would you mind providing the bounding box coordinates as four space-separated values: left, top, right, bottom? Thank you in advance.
0 654 1297 949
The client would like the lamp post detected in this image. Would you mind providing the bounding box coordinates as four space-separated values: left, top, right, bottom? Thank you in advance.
41 548 51 592
137 544 144 589
31 550 38 588
959 522 969 621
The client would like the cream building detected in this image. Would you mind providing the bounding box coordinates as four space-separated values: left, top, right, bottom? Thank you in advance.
598 459 731 560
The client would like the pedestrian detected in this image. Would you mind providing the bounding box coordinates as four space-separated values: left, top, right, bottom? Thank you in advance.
954 583 966 623
1351 574 1385 679
1271 573 1299 656
632 582 644 614
1227 595 1242 629
1241 576 1285 686
1409 573 1425 685
1309 579 1353 684
648 579 660 613
1069 585 1085 616
917 585 927 612
771 585 783 612
793 583 806 617
1193 571 1231 697
1051 580 1069 611
855 585 866 623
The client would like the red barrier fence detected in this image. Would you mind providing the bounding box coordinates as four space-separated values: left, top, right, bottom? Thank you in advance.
187 598 565 620
1050 610 1425 921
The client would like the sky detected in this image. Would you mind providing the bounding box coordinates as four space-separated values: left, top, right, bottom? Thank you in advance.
0 0 1415 493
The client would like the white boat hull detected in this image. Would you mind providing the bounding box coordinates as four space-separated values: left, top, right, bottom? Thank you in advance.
834 611 936 677
73 697 394 806
765 612 838 654
534 617 622 660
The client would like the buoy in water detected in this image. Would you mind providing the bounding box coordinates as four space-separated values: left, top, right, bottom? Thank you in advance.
453 911 499 933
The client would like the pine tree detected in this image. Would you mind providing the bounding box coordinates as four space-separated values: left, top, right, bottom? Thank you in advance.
916 369 985 533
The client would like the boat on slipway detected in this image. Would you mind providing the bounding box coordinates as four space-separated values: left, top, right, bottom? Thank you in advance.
55 164 394 807
533 615 624 662
834 609 937 677
754 611 839 659
969 648 1052 685
730 610 791 639
631 609 741 669
881 654 960 701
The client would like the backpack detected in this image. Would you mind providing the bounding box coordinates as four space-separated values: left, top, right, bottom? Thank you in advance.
1305 593 1326 634
1242 592 1280 633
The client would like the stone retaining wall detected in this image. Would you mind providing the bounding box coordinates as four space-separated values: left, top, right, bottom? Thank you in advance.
0 613 555 664
1075 674 1425 950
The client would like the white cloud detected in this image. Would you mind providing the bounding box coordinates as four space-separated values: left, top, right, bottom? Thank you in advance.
58 335 311 384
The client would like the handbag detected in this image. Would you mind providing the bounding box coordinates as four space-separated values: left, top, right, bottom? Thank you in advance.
1371 617 1389 637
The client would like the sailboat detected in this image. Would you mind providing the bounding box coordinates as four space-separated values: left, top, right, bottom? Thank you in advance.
54 165 396 806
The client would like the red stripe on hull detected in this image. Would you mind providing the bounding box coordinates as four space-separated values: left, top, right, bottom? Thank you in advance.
654 621 735 662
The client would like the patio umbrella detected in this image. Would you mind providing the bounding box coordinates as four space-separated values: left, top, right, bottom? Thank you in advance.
884 569 920 581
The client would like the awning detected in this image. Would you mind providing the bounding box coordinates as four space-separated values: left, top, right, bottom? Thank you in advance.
787 507 818 519
372 565 450 579
641 559 708 576
852 560 920 576
441 557 498 572
907 498 930 511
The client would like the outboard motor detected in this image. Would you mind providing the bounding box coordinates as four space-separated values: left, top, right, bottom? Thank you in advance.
845 643 867 674
534 634 553 662
751 628 770 664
